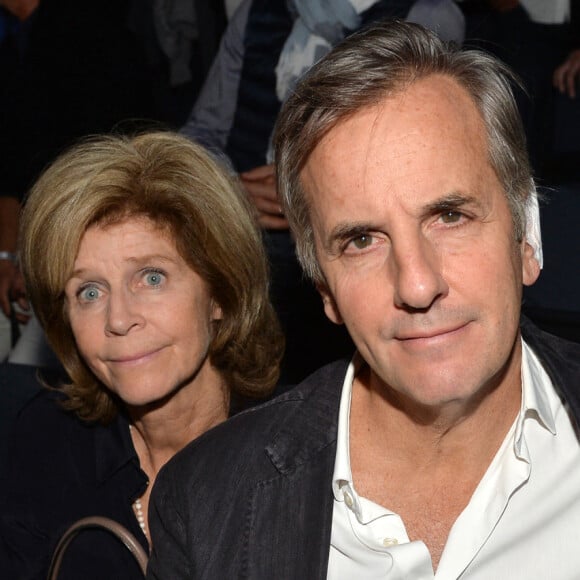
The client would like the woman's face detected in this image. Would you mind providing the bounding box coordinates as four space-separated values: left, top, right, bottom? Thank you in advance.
65 216 223 407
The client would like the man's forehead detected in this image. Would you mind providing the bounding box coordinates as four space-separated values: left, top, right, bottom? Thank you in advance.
301 76 489 194
296 75 509 256
306 76 484 161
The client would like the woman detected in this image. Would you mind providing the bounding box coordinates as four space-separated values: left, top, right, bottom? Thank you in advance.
0 132 283 579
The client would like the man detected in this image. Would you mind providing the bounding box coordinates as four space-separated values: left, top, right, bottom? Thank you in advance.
147 21 580 579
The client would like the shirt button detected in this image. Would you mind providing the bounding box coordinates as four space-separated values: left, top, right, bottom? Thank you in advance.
343 491 354 508
383 537 399 547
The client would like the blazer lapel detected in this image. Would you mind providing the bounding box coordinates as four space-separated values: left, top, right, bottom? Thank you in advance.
244 359 349 579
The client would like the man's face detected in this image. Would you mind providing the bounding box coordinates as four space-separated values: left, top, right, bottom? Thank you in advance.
301 75 540 411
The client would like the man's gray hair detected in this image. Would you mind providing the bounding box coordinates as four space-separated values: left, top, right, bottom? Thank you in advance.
274 20 534 283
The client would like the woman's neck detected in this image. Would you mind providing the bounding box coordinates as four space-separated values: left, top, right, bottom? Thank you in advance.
128 370 229 477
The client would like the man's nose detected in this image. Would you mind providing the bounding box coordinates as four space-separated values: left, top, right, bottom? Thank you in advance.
105 288 144 336
391 234 448 311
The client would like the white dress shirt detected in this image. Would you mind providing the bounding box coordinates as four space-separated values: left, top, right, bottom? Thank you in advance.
327 340 580 579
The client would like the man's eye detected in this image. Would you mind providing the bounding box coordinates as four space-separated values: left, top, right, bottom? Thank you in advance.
144 270 165 286
350 234 373 250
78 285 100 302
440 211 462 224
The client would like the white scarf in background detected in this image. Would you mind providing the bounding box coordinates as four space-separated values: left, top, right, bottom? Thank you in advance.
275 0 379 101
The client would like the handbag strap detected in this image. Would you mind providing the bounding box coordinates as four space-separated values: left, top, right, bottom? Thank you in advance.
47 516 149 579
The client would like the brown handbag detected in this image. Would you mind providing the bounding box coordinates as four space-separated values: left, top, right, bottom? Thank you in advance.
47 516 149 579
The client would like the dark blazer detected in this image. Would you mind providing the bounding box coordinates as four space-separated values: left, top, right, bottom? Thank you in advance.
147 318 580 579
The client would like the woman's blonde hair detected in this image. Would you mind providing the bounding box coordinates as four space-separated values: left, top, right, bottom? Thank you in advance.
20 131 283 423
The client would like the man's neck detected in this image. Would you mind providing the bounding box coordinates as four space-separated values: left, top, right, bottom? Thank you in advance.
351 342 522 458
348 358 522 569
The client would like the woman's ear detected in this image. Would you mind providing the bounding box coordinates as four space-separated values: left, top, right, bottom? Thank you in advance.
211 301 223 322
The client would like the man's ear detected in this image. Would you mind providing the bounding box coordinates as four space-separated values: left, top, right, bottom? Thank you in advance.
316 282 344 325
522 240 541 287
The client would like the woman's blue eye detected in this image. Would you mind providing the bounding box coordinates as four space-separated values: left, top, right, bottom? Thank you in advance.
144 271 165 286
79 286 100 302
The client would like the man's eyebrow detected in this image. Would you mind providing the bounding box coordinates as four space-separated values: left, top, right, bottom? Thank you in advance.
321 194 481 253
324 222 376 253
423 193 479 215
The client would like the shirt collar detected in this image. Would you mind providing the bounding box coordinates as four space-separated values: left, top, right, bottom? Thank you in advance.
332 352 362 501
514 339 558 456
